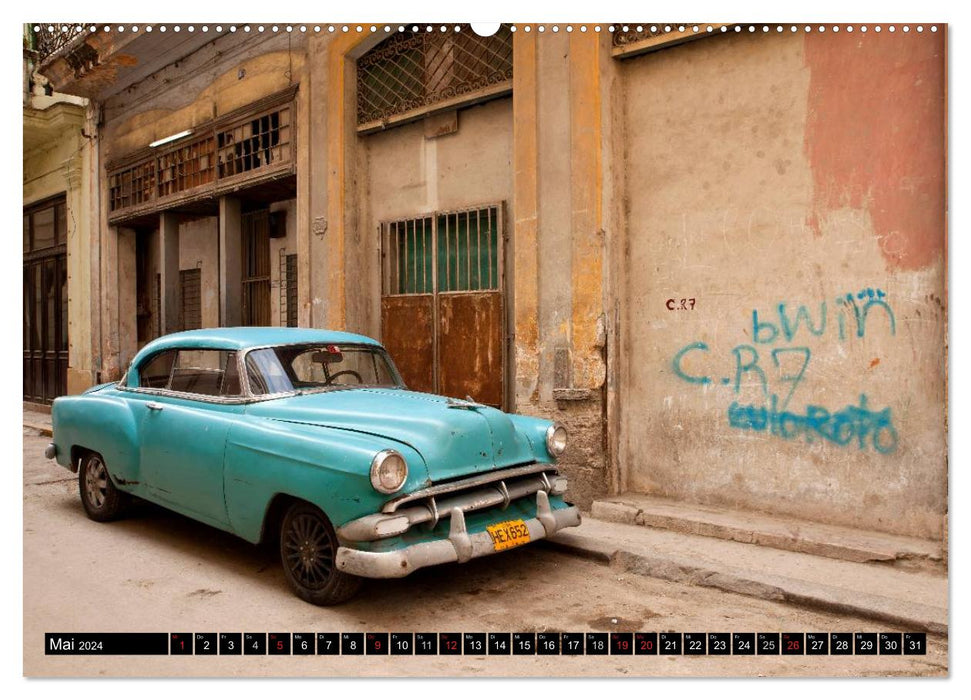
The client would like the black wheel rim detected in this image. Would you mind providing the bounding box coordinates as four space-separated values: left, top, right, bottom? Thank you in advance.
284 513 335 590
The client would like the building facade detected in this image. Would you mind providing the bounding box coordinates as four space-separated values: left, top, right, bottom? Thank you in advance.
29 23 947 541
23 27 93 403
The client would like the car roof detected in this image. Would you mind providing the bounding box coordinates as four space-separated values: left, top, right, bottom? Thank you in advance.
129 327 382 367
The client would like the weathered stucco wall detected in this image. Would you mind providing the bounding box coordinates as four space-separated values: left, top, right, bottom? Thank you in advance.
509 32 610 508
620 31 946 538
101 33 306 161
178 216 220 330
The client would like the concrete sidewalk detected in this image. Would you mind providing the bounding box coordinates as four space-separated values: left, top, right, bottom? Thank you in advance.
546 516 947 635
23 409 52 437
591 494 943 571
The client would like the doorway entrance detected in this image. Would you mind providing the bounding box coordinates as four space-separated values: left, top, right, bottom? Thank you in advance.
380 204 505 407
241 208 271 326
23 196 68 403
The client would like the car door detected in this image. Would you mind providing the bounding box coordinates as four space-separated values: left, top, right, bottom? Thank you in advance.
133 348 244 528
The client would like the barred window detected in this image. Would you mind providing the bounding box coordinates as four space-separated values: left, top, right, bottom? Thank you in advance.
357 25 513 131
285 253 298 328
383 206 501 296
179 268 202 331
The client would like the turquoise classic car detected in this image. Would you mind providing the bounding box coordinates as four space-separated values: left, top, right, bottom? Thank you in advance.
46 327 580 605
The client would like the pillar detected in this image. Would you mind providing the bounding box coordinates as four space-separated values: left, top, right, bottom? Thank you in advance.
219 196 242 327
159 211 180 334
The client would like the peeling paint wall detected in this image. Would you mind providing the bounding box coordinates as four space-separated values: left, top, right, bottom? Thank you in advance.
178 217 219 329
620 31 946 538
101 34 306 162
510 32 610 508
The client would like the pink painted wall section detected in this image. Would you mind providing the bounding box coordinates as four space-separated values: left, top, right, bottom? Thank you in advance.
804 30 946 270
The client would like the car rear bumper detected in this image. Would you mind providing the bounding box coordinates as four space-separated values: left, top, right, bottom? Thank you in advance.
335 490 581 579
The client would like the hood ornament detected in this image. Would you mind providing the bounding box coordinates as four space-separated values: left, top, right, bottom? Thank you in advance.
446 396 485 410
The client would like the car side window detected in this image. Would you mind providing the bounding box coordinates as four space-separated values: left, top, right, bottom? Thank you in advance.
138 350 177 388
245 348 294 395
169 350 242 397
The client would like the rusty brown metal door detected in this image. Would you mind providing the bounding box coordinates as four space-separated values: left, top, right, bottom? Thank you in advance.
381 205 504 407
241 209 271 326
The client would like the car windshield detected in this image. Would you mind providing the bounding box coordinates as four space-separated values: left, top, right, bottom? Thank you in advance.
244 343 403 396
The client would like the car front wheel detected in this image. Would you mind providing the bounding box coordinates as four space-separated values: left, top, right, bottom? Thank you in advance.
280 502 361 605
78 452 130 522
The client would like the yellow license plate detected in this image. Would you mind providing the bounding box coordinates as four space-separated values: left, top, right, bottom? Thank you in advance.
487 519 531 552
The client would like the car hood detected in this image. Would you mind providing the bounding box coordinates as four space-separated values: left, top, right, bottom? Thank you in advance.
244 388 536 482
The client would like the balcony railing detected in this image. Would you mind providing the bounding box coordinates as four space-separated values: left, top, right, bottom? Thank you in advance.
25 24 89 63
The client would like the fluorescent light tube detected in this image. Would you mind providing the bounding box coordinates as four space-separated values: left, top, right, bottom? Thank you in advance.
149 129 193 148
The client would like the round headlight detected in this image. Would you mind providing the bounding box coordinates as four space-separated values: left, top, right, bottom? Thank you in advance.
546 424 568 458
370 450 408 494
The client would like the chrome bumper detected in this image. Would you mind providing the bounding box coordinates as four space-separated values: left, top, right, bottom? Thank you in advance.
335 490 581 579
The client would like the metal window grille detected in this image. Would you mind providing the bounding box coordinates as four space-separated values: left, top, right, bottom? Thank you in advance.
285 253 298 327
179 268 202 331
383 205 500 296
357 25 513 129
241 210 271 326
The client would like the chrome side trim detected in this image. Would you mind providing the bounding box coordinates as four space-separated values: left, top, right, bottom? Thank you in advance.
381 462 555 514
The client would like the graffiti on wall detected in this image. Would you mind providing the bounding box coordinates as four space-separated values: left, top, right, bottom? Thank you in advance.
671 288 898 453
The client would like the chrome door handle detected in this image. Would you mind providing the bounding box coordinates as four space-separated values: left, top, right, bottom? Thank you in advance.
146 402 164 411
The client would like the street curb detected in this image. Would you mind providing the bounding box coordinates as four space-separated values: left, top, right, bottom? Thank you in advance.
591 498 943 571
544 531 947 636
24 422 53 437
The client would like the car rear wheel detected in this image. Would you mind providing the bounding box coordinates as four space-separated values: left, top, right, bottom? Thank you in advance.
78 452 130 522
280 502 361 605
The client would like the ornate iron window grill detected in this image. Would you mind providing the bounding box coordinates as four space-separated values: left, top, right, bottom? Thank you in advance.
612 24 681 48
357 25 513 129
611 23 727 59
26 24 89 63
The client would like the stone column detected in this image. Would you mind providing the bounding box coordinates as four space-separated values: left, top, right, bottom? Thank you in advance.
219 196 242 327
116 226 138 372
159 211 180 334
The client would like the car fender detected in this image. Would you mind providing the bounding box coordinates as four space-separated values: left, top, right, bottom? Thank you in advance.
223 416 428 543
51 391 141 483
